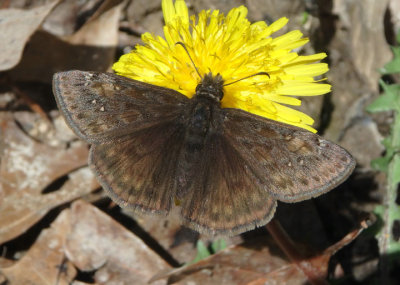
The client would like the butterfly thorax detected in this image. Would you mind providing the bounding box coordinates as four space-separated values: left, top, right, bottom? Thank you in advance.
184 73 224 147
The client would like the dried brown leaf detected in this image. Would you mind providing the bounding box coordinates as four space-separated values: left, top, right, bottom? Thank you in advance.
0 209 76 285
153 223 367 284
0 113 97 243
42 0 107 36
130 208 200 264
131 208 243 264
9 0 123 83
0 113 88 197
65 200 171 285
151 237 297 284
65 0 124 46
0 0 60 71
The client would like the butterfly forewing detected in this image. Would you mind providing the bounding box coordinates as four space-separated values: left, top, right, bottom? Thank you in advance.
222 108 356 202
53 70 189 213
53 71 189 143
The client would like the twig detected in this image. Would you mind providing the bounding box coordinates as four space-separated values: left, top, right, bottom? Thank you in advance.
266 219 329 285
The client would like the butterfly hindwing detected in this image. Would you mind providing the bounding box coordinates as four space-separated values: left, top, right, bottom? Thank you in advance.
179 132 277 236
53 70 189 143
222 108 356 203
90 120 186 213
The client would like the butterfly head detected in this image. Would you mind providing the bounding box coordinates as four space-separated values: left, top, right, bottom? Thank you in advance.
195 73 224 102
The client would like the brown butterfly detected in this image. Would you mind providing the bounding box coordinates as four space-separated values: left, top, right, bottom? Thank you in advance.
53 70 355 236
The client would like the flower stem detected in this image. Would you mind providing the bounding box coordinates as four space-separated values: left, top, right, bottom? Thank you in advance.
266 219 329 285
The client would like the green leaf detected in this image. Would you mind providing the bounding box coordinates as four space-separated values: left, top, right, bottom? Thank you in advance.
366 81 400 113
382 136 393 149
388 241 400 260
367 91 398 112
301 12 309 25
371 156 390 172
380 46 400 74
190 240 211 264
370 135 396 173
397 30 400 44
210 238 227 253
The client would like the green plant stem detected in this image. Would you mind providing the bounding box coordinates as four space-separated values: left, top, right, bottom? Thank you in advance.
379 109 400 282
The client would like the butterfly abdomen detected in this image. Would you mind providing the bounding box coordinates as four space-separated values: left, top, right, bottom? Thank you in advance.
175 96 221 196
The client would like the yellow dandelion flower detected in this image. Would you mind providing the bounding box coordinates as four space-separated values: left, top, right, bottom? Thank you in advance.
113 0 331 132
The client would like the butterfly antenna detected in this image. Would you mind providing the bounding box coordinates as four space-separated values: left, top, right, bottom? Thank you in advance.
223 72 270 86
175 41 203 80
